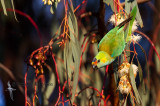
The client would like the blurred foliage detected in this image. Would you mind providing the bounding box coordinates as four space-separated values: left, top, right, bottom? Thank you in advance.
0 0 160 106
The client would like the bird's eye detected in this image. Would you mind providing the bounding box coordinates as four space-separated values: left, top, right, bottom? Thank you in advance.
97 60 100 63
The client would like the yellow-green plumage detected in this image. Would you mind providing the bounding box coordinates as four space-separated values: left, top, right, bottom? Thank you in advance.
92 6 137 69
98 27 125 58
94 51 115 68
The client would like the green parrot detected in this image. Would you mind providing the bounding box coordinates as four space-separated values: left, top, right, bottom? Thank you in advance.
92 6 137 69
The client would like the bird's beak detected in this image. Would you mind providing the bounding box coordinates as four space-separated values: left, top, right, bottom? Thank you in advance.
92 61 98 70
92 64 98 70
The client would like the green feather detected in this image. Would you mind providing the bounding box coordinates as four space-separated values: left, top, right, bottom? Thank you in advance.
95 51 115 68
93 6 137 68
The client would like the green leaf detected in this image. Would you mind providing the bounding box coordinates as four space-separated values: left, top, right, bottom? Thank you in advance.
50 6 54 14
138 85 150 106
64 41 73 79
120 44 130 64
123 96 127 106
129 64 143 105
137 59 143 83
68 3 78 42
136 57 146 94
64 42 68 71
103 0 117 13
125 0 143 27
136 42 149 91
129 93 134 105
1 0 7 15
11 0 18 22
131 2 143 27
44 68 56 105
124 22 130 42
68 3 81 104
125 44 130 62
52 24 61 40
71 40 81 103
103 0 110 5
57 50 64 83
155 44 160 73
49 1 59 14
68 15 75 43
54 1 58 8
125 0 131 14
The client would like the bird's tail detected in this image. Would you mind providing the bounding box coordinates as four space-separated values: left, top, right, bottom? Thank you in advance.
117 16 133 28
125 6 137 42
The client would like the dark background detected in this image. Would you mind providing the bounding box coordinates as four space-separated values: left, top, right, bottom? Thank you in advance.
0 0 159 105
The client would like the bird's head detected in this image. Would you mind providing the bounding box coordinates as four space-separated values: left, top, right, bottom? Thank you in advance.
92 51 115 69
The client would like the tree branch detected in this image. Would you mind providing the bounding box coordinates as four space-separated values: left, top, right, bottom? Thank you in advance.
97 0 106 37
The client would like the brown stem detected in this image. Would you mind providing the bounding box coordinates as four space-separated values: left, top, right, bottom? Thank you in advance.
97 0 106 37
108 64 119 106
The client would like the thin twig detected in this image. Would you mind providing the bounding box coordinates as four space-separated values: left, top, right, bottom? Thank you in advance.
98 65 109 106
135 30 160 61
52 53 61 106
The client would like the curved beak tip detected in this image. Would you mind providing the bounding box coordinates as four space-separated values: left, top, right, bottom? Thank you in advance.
92 64 98 70
92 65 96 69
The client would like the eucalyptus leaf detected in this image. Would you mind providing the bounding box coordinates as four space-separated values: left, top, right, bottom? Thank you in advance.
64 42 68 71
124 22 130 42
44 70 56 105
125 0 143 27
120 44 130 64
50 1 59 14
55 1 58 8
125 44 130 62
68 1 79 43
155 44 160 73
67 42 74 78
137 57 146 94
123 96 127 106
11 0 18 22
125 0 131 15
137 59 143 83
1 0 7 15
68 15 75 43
129 64 143 105
68 3 81 104
131 2 143 27
57 50 64 83
138 85 149 106
64 41 73 79
52 25 61 40
71 41 81 104
103 0 117 13
136 42 149 90
50 6 54 14
129 93 134 105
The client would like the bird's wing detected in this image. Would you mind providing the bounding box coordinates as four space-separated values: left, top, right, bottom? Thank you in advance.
111 28 125 57
98 27 119 54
